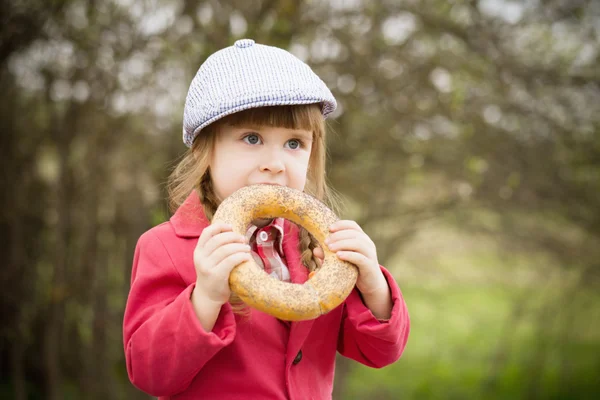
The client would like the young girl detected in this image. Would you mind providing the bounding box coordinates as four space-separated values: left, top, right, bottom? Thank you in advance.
123 39 410 400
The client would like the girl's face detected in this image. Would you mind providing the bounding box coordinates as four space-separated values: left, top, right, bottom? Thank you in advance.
209 124 313 202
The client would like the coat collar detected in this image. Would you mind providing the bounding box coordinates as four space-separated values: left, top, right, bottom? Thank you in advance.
170 190 210 238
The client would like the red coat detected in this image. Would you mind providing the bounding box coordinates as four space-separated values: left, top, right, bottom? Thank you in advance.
123 193 410 399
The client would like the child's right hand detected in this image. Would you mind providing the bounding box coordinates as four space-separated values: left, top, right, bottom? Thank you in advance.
193 223 252 306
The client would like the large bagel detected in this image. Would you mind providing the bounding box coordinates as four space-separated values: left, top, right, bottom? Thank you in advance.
211 184 358 321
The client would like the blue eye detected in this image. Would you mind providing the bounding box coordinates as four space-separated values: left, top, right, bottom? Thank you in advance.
243 134 261 145
286 139 301 149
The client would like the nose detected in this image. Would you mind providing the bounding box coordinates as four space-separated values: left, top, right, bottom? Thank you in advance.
259 148 285 174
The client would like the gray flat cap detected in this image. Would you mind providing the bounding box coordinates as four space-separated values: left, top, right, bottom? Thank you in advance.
182 39 337 147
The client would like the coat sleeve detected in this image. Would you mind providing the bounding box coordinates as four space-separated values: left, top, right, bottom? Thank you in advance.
337 266 410 368
123 230 236 397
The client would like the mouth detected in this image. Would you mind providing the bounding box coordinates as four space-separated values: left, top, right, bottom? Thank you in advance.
254 183 283 186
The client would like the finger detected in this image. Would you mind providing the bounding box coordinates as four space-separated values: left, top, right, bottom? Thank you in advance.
210 242 251 265
335 250 372 270
203 231 247 255
313 247 324 261
329 220 363 233
217 251 253 275
197 223 232 248
312 247 324 268
325 229 364 245
326 238 374 258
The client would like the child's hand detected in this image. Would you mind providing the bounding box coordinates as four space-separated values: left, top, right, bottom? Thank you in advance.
325 220 393 319
324 220 386 295
193 223 252 306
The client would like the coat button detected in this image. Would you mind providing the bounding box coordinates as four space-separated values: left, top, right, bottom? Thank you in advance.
292 350 303 365
258 231 269 242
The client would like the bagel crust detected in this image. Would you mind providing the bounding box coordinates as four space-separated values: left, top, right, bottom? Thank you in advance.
211 184 359 321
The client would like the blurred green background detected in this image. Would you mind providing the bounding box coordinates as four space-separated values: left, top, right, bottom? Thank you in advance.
2 0 599 399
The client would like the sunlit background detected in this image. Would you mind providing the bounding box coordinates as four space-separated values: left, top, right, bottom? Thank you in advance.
2 0 600 399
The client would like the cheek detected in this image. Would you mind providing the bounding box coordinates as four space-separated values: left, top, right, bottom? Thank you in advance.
290 150 310 167
290 153 311 188
211 155 246 184
212 144 250 173
210 149 240 192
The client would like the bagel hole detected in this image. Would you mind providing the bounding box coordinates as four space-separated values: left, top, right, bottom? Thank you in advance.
246 219 322 279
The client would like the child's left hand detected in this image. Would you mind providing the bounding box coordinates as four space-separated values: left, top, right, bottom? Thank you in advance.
311 220 393 319
324 220 388 297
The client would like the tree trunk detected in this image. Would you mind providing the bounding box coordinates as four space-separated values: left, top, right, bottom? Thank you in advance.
10 335 26 400
45 138 69 400
44 99 77 399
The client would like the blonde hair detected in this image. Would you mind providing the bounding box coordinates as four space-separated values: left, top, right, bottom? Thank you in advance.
168 105 338 309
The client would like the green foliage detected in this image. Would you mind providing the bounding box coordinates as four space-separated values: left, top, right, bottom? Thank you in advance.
343 243 600 399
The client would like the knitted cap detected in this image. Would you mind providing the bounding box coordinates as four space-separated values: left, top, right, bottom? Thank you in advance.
182 39 337 147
